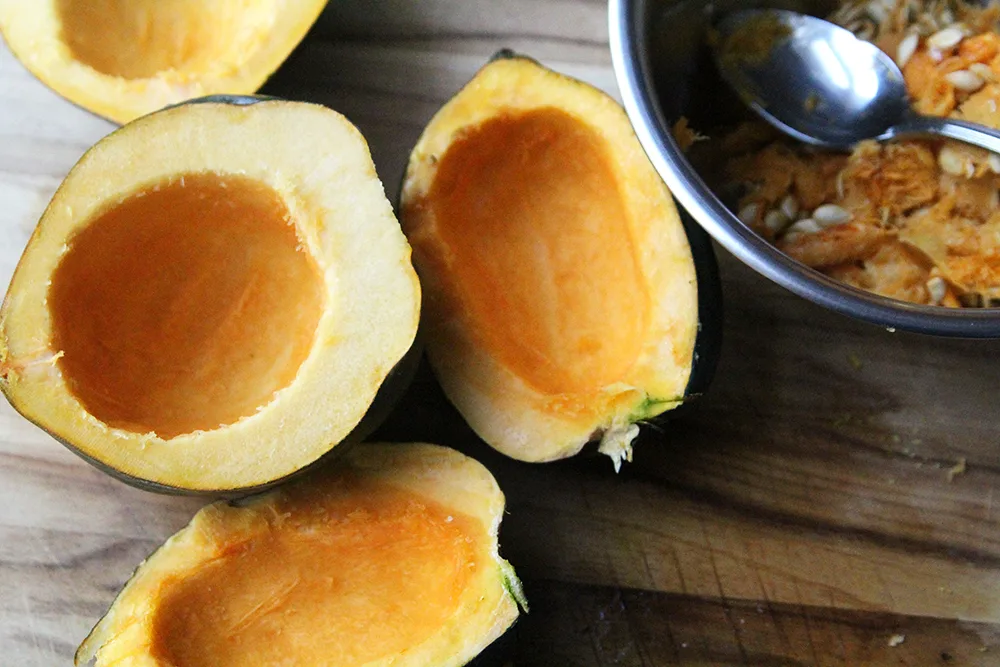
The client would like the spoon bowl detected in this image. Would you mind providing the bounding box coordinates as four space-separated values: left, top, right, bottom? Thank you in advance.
713 9 1000 153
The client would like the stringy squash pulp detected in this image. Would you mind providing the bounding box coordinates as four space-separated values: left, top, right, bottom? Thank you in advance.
0 99 420 492
0 0 327 123
401 55 699 467
75 443 525 667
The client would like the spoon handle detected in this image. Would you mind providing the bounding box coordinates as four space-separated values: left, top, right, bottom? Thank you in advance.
887 115 1000 154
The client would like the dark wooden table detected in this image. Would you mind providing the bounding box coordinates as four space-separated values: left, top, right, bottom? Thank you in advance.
2 2 999 664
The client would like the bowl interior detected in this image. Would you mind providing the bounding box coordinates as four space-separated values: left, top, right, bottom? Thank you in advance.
612 0 1000 337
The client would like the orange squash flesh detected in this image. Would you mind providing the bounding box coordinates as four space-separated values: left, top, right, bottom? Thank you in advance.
0 99 421 492
0 0 328 123
152 477 484 666
55 0 272 81
430 107 650 396
50 172 324 439
401 55 700 465
76 443 524 667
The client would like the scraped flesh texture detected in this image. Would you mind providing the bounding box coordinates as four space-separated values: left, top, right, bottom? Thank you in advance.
429 107 650 395
49 172 324 439
55 0 279 80
151 477 483 666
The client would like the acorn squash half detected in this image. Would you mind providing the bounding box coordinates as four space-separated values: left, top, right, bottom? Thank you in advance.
0 0 327 123
75 442 525 667
400 54 713 468
0 97 421 493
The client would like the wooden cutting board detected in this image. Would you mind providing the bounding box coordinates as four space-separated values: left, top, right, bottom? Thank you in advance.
3 2 1000 665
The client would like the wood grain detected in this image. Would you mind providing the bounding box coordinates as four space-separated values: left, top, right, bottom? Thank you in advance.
514 581 1000 666
376 356 1000 626
3 1 1000 665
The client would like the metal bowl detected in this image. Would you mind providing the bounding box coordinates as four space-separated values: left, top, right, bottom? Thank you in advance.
608 0 1000 337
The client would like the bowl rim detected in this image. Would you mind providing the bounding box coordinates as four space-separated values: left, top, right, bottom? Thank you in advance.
608 0 1000 338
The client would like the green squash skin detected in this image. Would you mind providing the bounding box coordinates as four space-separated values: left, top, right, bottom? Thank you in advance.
161 93 282 111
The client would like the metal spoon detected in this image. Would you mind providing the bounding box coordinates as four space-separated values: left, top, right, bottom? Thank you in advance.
713 8 1000 153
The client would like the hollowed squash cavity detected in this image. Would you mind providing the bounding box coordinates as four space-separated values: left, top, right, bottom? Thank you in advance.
0 0 327 123
51 173 324 439
152 478 480 666
0 99 421 492
431 108 649 395
56 0 276 81
76 443 525 667
401 54 701 466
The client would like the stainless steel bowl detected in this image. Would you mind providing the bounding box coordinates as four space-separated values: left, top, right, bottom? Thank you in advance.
609 0 1000 337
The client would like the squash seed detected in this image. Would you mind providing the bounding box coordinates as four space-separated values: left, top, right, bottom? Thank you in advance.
896 32 920 68
988 153 1000 174
927 25 964 51
926 276 947 305
738 202 760 226
780 194 799 220
813 204 852 226
787 218 821 235
938 144 969 176
969 63 995 82
867 1 888 24
764 209 790 233
945 69 985 93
